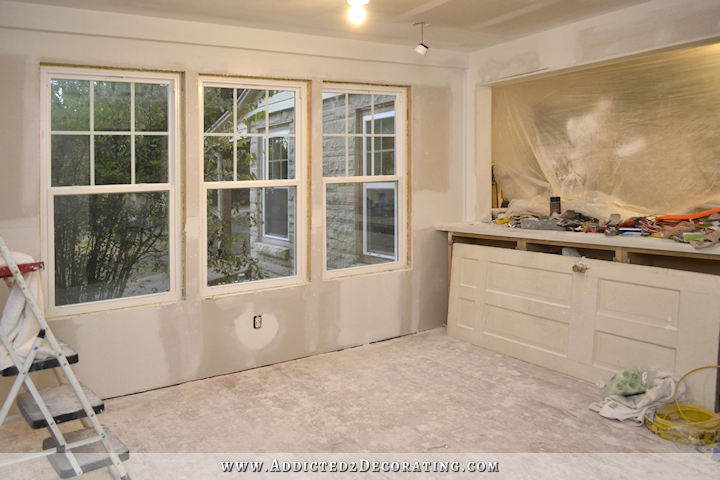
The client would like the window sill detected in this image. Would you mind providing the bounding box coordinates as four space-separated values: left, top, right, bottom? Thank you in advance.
254 242 290 261
323 260 411 281
201 278 309 299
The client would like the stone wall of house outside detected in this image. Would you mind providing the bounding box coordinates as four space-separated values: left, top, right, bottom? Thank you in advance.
323 94 396 271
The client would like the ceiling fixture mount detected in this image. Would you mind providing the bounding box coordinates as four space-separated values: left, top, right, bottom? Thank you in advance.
414 22 429 56
348 0 369 24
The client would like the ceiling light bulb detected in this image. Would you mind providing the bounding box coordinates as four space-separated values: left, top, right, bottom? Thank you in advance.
415 43 429 56
348 6 366 24
347 0 369 6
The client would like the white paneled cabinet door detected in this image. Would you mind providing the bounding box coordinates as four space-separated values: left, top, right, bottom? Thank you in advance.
447 243 720 409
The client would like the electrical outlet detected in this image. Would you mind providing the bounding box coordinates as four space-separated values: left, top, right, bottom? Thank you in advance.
253 315 262 329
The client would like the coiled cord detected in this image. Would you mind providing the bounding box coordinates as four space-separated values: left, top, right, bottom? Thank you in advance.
645 366 720 445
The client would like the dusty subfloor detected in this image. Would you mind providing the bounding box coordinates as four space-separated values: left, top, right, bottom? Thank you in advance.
0 328 717 479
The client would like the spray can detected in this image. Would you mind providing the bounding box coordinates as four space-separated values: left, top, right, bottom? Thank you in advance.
550 197 561 216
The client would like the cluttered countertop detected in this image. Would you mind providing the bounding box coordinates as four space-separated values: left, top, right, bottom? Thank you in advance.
437 207 720 258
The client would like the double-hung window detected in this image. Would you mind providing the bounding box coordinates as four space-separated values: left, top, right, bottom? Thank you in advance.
322 85 408 278
41 67 182 317
200 78 306 295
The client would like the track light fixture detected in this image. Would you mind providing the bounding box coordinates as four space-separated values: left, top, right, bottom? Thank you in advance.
348 0 369 24
414 22 429 56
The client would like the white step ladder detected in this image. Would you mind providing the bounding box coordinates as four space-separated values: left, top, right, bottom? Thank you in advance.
0 235 131 479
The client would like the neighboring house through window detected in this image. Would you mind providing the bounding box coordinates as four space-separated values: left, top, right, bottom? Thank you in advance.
264 131 290 241
201 78 306 295
321 85 408 278
41 71 406 311
363 110 396 259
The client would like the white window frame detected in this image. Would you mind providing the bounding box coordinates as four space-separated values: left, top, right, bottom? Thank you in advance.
40 66 182 317
361 110 396 259
199 77 307 297
263 187 290 241
321 84 408 280
362 110 395 177
263 129 290 241
362 182 397 260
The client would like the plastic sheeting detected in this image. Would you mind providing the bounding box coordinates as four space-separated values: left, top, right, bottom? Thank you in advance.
492 43 720 218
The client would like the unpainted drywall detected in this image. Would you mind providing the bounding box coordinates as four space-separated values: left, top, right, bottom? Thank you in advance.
575 2 720 65
412 86 454 194
470 0 720 85
0 2 465 399
467 0 720 220
0 0 469 70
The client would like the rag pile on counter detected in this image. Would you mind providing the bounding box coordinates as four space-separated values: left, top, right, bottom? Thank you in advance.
493 208 720 250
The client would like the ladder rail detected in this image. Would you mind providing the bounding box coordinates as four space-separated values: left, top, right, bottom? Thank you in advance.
0 327 85 475
0 236 130 479
17 375 85 476
0 434 104 468
51 362 93 430
54 351 130 478
0 329 45 425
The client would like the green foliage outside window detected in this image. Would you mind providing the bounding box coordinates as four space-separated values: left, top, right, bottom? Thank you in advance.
51 78 171 306
203 88 282 285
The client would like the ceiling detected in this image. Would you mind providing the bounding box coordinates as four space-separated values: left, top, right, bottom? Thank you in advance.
9 0 652 52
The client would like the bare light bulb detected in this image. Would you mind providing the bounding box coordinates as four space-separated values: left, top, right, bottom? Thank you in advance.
348 6 366 24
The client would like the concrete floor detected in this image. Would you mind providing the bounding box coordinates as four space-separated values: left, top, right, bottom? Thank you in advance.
0 328 717 479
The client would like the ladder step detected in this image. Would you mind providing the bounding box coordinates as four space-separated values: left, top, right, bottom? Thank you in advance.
17 383 104 429
1 339 79 377
42 425 130 479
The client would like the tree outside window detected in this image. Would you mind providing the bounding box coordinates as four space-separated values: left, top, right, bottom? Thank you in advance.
201 79 306 295
43 68 181 316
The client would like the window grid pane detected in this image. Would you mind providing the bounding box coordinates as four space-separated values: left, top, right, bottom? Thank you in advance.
203 89 296 182
322 87 405 275
51 78 171 187
323 94 397 178
325 181 397 271
46 70 178 313
202 80 302 292
51 80 90 131
206 187 296 285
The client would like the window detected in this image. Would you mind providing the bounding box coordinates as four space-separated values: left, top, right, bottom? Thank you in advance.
322 85 407 278
200 78 306 295
264 187 289 239
264 131 290 240
362 110 396 259
41 67 181 317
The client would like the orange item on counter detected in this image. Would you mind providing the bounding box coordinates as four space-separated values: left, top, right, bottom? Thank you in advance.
656 207 720 222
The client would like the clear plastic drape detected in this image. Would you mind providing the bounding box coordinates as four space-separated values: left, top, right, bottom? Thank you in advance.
492 43 720 218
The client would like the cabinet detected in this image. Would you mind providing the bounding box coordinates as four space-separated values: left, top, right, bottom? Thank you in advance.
440 225 720 410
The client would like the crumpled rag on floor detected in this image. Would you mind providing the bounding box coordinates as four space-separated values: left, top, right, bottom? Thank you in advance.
589 371 687 425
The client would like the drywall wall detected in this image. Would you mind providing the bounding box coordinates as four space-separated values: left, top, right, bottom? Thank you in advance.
467 0 720 219
0 1 466 398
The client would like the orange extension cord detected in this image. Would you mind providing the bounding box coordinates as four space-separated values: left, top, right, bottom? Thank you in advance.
656 207 720 222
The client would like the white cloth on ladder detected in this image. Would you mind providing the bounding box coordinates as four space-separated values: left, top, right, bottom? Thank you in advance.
0 252 47 370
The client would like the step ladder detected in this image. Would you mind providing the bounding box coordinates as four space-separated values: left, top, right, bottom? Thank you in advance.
0 235 130 479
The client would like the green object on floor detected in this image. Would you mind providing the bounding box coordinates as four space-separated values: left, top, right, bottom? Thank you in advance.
604 369 646 397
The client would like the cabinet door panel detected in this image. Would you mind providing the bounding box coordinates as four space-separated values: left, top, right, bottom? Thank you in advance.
449 244 581 375
447 245 484 344
583 257 720 408
447 243 720 409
